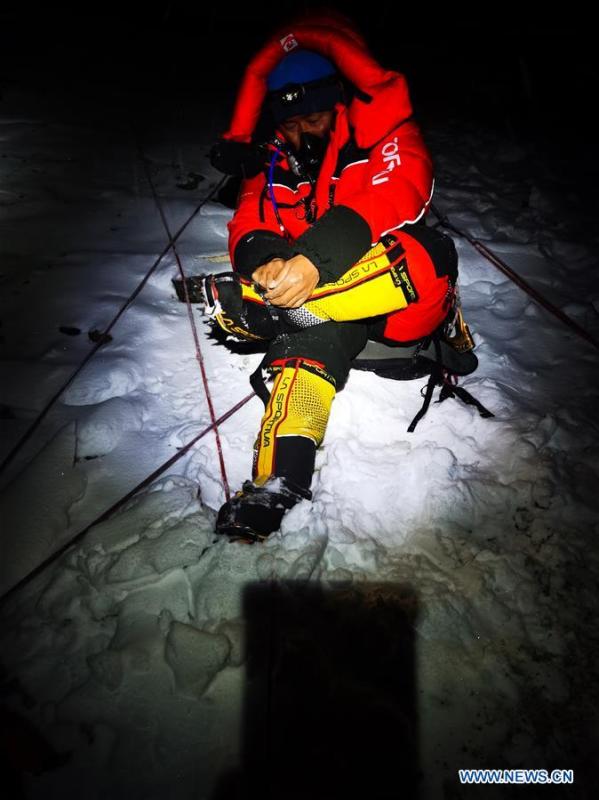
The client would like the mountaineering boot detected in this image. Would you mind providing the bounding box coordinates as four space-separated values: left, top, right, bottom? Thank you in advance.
215 476 312 543
172 272 239 310
172 274 209 305
172 272 278 341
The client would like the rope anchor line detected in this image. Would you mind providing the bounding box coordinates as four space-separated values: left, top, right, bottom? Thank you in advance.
0 392 255 607
135 138 231 501
430 203 599 354
0 169 227 479
0 136 237 606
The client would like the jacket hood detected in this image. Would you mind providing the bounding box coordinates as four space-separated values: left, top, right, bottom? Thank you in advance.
222 15 414 150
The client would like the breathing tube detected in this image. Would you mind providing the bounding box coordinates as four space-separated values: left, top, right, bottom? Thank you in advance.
268 146 290 239
268 137 322 235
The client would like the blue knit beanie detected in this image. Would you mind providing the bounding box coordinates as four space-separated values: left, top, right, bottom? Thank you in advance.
267 50 342 123
267 50 337 90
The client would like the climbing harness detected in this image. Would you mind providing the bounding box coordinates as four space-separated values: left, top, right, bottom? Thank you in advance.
405 334 494 433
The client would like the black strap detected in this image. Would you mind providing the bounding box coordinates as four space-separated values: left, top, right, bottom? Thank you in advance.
249 353 272 408
407 337 443 432
438 382 495 419
407 337 494 431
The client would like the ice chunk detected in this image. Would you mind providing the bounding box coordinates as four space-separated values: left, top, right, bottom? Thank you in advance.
87 649 124 691
217 619 246 667
0 422 87 596
165 621 230 697
107 515 213 583
109 610 166 674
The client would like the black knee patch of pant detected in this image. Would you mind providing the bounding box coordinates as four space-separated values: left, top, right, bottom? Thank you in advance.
265 321 368 390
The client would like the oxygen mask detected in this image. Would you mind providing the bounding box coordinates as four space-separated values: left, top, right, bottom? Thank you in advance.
288 132 329 180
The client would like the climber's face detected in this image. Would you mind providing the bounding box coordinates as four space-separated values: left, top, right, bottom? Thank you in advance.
279 110 334 151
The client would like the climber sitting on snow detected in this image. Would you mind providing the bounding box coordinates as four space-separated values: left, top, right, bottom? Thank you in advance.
201 15 462 542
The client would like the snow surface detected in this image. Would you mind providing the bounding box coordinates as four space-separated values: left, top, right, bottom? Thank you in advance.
1 86 598 799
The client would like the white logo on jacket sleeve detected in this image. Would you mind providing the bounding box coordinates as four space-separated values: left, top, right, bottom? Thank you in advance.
372 137 402 185
280 34 299 52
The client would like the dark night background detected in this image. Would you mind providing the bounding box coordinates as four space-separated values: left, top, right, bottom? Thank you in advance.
1 3 595 156
1 2 595 236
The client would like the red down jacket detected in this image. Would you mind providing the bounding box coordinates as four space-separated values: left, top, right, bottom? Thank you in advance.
223 16 437 341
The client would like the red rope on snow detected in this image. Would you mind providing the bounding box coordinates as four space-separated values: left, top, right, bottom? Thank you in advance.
0 176 227 479
0 391 255 606
431 204 599 354
137 146 231 500
0 131 252 604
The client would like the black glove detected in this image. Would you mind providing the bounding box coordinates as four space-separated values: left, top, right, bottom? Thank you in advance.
209 139 268 178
